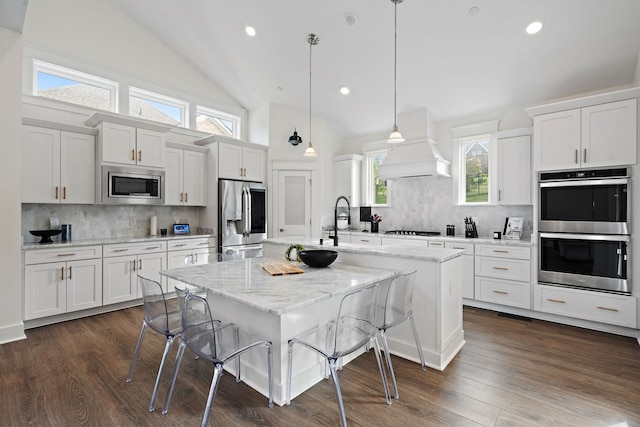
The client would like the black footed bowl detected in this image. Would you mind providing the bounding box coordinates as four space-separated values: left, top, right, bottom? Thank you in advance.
30 229 62 244
298 250 338 268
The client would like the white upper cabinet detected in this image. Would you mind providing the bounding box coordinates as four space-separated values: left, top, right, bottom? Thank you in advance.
333 154 362 207
496 133 531 205
99 122 166 168
22 125 96 204
165 147 207 206
218 142 265 182
533 98 637 171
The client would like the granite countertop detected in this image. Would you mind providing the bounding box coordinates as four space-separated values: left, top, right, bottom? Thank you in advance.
325 230 534 247
159 257 400 315
22 234 216 250
266 238 463 262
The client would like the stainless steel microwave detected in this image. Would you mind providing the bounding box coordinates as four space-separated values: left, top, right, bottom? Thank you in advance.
101 165 164 205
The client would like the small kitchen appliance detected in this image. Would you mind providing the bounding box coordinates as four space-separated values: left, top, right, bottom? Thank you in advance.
464 217 478 238
61 224 72 242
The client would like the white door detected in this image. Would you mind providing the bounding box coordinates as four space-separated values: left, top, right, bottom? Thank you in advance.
276 170 312 239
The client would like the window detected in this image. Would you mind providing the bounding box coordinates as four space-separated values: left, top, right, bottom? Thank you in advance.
196 106 239 138
33 60 117 111
364 149 389 206
459 134 491 204
129 87 187 127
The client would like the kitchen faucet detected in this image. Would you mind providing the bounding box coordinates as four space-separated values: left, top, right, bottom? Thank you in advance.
333 196 351 246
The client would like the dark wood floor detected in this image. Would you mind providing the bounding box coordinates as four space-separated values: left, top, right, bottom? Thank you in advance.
1 306 639 426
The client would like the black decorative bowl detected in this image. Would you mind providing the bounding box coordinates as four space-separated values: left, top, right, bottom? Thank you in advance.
30 229 62 244
298 250 338 268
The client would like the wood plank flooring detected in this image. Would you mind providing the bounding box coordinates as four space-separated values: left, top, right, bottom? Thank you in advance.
1 306 639 426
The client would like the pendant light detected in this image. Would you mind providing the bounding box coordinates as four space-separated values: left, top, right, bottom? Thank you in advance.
303 33 319 157
288 128 302 145
388 0 405 144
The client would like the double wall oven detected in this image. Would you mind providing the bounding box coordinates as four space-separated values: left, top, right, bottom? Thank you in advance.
538 168 630 294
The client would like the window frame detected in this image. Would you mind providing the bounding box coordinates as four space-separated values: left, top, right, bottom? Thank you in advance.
362 147 390 207
129 86 189 127
33 60 119 112
196 105 241 139
455 133 494 206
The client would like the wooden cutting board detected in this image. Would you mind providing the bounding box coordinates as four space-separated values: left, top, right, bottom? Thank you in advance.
261 261 304 276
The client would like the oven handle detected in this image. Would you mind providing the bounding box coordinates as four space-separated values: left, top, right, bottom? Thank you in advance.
539 232 630 242
539 178 628 188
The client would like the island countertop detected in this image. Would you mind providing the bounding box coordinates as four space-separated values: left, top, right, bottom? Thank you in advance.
159 257 400 316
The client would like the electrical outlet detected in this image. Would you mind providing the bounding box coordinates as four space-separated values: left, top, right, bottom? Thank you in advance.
129 216 137 226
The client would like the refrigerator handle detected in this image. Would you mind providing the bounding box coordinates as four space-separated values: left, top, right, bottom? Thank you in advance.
247 187 253 236
243 186 250 237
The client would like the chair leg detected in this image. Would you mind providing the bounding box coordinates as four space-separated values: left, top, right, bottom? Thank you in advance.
379 330 398 400
409 314 426 371
266 342 274 408
149 335 175 412
233 325 241 382
372 335 392 404
201 364 224 427
328 359 348 427
162 340 186 415
126 321 148 382
286 341 294 405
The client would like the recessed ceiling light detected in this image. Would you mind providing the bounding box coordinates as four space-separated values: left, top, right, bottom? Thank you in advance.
245 26 256 37
343 14 357 26
526 21 543 34
469 6 480 16
339 86 350 95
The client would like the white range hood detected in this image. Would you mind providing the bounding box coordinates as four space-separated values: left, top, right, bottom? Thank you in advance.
378 138 451 180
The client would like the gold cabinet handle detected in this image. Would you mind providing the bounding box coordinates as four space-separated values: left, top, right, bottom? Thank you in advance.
185 192 188 203
180 192 184 202
493 290 508 295
57 253 76 257
431 243 443 246
451 246 465 250
498 189 501 202
113 248 129 252
360 239 370 243
239 167 243 177
68 266 72 280
138 259 142 270
547 298 566 304
63 186 67 200
597 306 618 312
61 266 65 280
138 150 142 162
131 259 136 271
493 249 508 253
145 246 160 250
583 148 587 163
493 267 509 271
55 186 59 199
575 149 578 164
174 243 187 247
131 149 135 161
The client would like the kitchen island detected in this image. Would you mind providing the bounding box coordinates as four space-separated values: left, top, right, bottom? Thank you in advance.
159 257 401 406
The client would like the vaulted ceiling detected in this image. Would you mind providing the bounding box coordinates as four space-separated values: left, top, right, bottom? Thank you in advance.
109 0 640 138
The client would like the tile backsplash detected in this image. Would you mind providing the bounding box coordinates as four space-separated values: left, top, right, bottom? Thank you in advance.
353 176 534 240
22 204 203 243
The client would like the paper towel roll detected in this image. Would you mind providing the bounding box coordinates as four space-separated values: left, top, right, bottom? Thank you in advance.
150 215 157 236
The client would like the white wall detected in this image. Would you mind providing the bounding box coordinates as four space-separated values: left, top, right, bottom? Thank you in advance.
0 27 26 343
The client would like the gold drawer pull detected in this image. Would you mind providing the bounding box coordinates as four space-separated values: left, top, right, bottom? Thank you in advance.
61 266 65 280
68 266 72 280
493 267 509 271
451 246 465 250
493 249 509 253
597 306 619 312
174 243 187 247
360 240 370 243
431 243 443 246
131 149 135 161
493 290 508 295
145 246 160 250
112 249 129 252
57 253 76 257
198 242 209 246
547 298 566 304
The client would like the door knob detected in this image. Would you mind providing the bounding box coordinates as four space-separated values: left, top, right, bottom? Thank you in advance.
280 228 285 232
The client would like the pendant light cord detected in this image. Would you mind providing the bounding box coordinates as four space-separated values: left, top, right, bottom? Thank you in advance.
309 37 313 146
393 0 398 128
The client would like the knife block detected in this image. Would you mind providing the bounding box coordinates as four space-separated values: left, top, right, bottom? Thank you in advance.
465 220 478 238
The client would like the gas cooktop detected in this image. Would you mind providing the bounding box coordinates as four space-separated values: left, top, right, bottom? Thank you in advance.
384 230 441 236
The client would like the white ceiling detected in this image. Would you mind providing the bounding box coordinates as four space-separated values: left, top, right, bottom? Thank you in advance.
109 0 640 139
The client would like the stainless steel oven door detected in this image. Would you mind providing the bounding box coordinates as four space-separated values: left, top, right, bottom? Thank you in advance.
539 178 629 234
539 233 629 294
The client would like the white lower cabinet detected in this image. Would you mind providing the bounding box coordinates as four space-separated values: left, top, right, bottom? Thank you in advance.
102 242 167 304
351 235 381 245
535 284 637 328
474 244 531 309
445 242 475 299
24 246 103 320
166 238 216 293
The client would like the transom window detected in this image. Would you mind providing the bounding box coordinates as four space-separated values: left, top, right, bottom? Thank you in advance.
459 134 491 204
33 60 118 111
196 106 238 138
129 87 187 127
363 149 389 206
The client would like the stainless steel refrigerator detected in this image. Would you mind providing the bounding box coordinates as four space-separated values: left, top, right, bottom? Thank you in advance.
218 179 267 259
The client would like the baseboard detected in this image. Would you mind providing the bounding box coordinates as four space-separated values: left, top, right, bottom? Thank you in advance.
0 321 26 345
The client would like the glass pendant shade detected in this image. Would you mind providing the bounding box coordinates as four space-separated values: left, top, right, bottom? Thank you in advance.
388 125 405 143
303 142 317 157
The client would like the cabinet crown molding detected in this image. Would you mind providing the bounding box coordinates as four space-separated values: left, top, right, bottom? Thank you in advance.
85 112 172 133
526 86 640 117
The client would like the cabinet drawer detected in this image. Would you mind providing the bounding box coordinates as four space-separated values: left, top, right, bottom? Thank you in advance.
445 241 474 255
380 237 428 247
351 236 381 246
167 238 215 251
535 285 637 328
103 241 166 257
475 256 530 281
475 276 531 309
25 245 102 265
475 244 530 260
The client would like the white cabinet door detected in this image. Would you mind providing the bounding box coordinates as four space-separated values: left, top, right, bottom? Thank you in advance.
136 128 165 168
183 150 206 206
102 255 137 305
497 135 531 205
22 125 60 203
61 131 95 204
533 109 581 171
581 99 637 168
66 258 102 312
136 252 166 297
101 122 137 165
218 143 243 179
242 146 265 182
165 148 184 205
24 262 66 320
